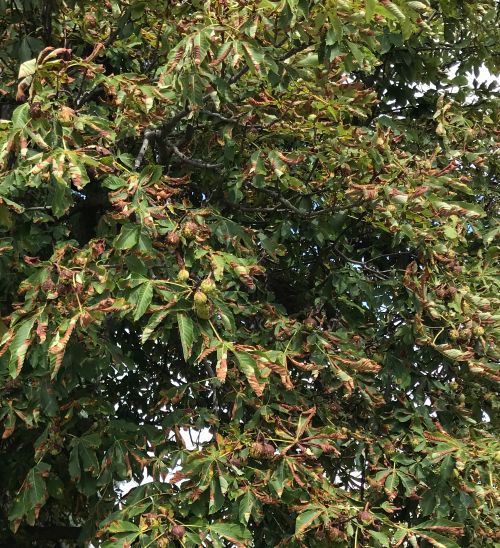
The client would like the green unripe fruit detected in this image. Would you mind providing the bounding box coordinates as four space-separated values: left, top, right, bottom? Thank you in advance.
200 278 216 293
194 291 207 305
181 221 198 240
459 327 472 341
472 325 484 337
495 451 500 463
234 265 248 277
195 303 210 320
177 269 190 282
458 393 466 404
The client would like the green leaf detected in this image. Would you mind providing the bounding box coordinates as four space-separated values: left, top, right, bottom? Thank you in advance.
241 43 264 74
177 313 194 362
9 463 50 526
68 446 81 481
233 350 266 395
443 225 458 240
107 520 140 533
11 103 29 129
141 308 170 343
365 0 376 20
210 523 252 543
209 477 224 514
114 224 140 250
101 532 140 547
8 316 37 378
238 491 255 524
295 508 323 536
133 281 153 321
51 177 72 218
369 530 390 547
383 1 406 21
348 42 364 65
269 460 286 498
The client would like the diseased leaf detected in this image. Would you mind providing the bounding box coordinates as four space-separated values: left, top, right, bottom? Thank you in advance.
216 345 228 383
106 520 140 533
210 523 252 544
238 491 255 524
295 508 323 536
8 316 37 378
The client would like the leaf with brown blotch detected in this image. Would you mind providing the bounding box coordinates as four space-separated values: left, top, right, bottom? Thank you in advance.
216 346 228 383
48 315 79 379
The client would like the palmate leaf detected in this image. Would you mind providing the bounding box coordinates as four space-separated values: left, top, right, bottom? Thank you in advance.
9 463 50 531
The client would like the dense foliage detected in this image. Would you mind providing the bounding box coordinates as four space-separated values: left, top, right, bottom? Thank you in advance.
0 0 499 546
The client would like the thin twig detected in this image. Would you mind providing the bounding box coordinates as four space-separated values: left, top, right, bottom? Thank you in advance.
330 244 388 280
251 184 367 218
200 109 241 123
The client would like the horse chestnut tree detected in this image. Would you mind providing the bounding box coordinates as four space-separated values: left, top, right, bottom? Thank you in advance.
0 0 498 546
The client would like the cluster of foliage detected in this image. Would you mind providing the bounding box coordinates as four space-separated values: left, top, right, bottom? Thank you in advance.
0 0 498 546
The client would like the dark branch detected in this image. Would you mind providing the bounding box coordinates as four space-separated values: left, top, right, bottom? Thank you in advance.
168 145 222 170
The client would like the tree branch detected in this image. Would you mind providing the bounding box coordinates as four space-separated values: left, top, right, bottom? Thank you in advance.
134 129 161 169
249 184 368 219
135 41 314 169
168 145 222 170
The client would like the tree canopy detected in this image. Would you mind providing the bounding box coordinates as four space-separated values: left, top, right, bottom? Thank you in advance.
0 0 499 546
